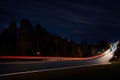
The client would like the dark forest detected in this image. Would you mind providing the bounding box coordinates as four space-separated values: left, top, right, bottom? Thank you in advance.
0 19 109 57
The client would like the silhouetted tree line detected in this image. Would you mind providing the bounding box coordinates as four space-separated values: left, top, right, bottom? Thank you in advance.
0 19 109 57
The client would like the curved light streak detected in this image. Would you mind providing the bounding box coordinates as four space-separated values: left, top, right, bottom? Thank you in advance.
0 41 119 63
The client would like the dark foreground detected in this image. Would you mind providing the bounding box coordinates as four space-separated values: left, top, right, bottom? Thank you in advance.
0 62 120 80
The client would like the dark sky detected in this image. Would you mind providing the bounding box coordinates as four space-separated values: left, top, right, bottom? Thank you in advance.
0 0 120 43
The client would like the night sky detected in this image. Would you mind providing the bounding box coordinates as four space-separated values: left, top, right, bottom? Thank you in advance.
0 0 120 43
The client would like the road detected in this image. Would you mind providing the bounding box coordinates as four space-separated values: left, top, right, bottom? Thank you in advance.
0 41 119 77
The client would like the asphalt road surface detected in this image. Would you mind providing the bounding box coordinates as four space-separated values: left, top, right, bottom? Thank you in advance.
0 41 118 77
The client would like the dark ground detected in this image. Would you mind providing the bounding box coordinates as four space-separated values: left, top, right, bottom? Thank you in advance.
0 62 120 80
